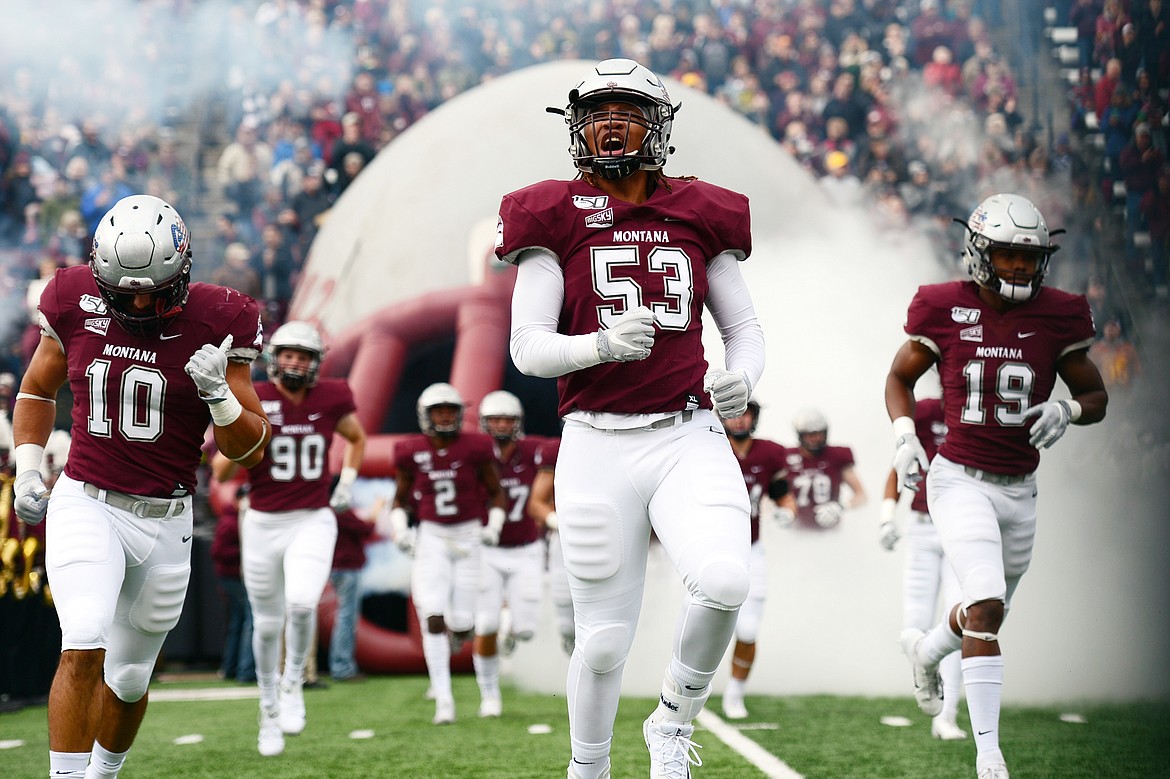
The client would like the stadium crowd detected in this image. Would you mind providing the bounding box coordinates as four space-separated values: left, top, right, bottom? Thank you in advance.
1 0 1165 376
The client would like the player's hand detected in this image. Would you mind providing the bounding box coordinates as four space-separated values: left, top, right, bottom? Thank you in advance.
329 482 353 513
893 433 930 492
813 500 843 528
481 525 501 546
395 527 417 556
185 335 233 403
771 506 795 528
543 511 558 531
879 520 900 551
14 471 49 525
596 306 655 362
703 369 752 418
481 506 506 546
1022 400 1072 449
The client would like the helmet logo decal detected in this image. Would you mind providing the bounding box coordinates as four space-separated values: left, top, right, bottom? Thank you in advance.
171 221 188 251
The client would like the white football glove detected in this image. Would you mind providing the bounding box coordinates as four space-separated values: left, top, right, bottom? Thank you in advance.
481 507 506 546
878 521 900 551
813 500 843 528
387 507 416 555
771 506 795 528
703 369 752 419
893 433 930 492
596 306 656 362
329 482 353 513
1022 400 1072 449
185 335 233 403
14 470 50 526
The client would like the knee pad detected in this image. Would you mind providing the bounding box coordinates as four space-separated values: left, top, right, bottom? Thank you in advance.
253 612 284 643
287 604 314 627
578 622 632 674
105 660 153 703
693 556 749 611
958 602 1002 643
128 564 190 634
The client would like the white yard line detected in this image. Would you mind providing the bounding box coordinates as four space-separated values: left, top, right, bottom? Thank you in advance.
695 710 804 779
150 687 260 702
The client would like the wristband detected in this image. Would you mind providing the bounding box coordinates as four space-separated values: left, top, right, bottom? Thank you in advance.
338 466 358 487
207 391 243 426
1063 399 1082 422
880 497 897 524
545 510 558 530
389 507 409 534
14 443 45 476
892 415 916 443
488 506 507 531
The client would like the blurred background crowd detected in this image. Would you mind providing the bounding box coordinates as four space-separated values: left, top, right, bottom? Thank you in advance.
0 0 1161 395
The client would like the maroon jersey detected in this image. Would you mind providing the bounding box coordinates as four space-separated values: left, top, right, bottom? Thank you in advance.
912 398 947 514
785 445 855 530
394 432 496 525
494 436 545 548
39 266 263 497
535 438 560 471
497 178 751 417
733 438 788 543
905 281 1095 475
247 379 357 512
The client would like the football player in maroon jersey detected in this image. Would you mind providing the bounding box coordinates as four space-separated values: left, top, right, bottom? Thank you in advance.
717 401 789 721
885 193 1108 779
878 397 967 741
471 391 546 718
500 59 765 779
212 320 366 756
387 382 506 725
527 437 576 657
780 409 868 530
12 195 270 779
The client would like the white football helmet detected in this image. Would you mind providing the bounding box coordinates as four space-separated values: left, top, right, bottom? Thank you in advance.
90 194 193 336
721 399 761 440
265 320 326 391
962 193 1059 303
793 408 829 455
417 382 464 435
560 58 677 180
479 390 524 441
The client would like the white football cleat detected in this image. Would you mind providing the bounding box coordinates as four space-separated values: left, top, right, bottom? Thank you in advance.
977 764 1009 779
931 715 968 740
721 690 748 720
257 705 285 756
643 716 703 778
433 695 456 725
900 628 943 717
478 693 503 718
277 678 306 735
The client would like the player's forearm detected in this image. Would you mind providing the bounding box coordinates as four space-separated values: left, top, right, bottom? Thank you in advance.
214 411 270 468
1069 389 1108 425
12 396 57 449
509 250 604 376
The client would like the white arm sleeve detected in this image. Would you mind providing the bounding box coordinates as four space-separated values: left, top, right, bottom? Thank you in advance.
705 252 765 390
509 249 603 378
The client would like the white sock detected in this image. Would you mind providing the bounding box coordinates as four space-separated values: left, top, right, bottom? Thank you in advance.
84 742 128 779
422 631 452 700
963 655 1006 770
921 621 962 666
283 607 313 682
939 650 962 720
473 652 500 697
654 664 711 724
49 751 89 779
568 753 611 779
724 677 745 700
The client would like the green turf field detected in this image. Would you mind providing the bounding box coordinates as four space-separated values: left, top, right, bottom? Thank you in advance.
2 675 1167 778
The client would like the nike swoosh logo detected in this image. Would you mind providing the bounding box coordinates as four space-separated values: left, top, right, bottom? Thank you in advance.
182 535 192 543
977 729 994 735
159 332 182 340
684 684 707 690
1017 332 1036 339
308 413 323 421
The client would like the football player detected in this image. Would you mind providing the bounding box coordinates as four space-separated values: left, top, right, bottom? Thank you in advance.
781 409 868 530
878 396 967 741
471 391 545 718
388 382 506 725
885 193 1108 779
718 401 789 721
212 320 366 756
500 58 765 779
12 194 270 779
526 437 575 657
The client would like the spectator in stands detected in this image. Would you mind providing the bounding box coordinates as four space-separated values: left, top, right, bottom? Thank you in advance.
218 118 274 220
212 483 257 684
328 113 376 195
1071 0 1106 70
78 157 133 239
211 241 262 300
1094 57 1124 120
1139 167 1170 294
1135 0 1170 88
329 505 375 682
1120 122 1165 267
257 222 296 317
821 150 865 206
289 165 333 261
1089 316 1142 388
